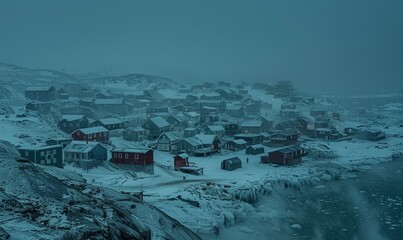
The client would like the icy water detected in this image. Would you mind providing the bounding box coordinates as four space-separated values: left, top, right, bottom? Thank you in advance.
213 159 403 240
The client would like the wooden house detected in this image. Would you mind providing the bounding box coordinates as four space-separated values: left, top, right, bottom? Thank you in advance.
183 111 201 126
71 126 109 143
225 139 247 151
310 108 328 118
60 105 94 118
234 134 262 145
166 114 189 131
205 125 226 138
262 146 306 165
142 116 171 140
174 153 189 170
195 100 226 113
184 127 200 138
215 89 243 100
26 102 51 113
200 93 221 100
111 148 154 165
270 132 299 146
255 116 274 132
90 118 124 130
240 120 263 134
221 157 242 171
215 121 240 136
226 105 245 118
314 128 341 140
123 126 147 141
58 115 89 134
359 129 386 141
280 109 301 118
18 145 63 168
63 141 108 163
200 112 219 125
157 131 183 152
25 86 56 102
173 134 221 157
94 98 128 116
245 144 265 155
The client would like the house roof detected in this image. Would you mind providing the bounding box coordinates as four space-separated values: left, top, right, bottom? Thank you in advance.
61 115 85 122
241 120 262 127
247 144 264 150
231 139 247 145
184 112 200 117
158 131 183 142
64 141 104 153
183 137 202 147
76 126 108 135
178 153 189 159
195 134 218 145
126 126 146 132
168 114 188 122
150 116 170 128
222 157 242 164
18 145 62 151
94 98 124 105
98 118 123 125
26 86 54 92
255 115 273 122
207 125 225 132
276 146 304 154
112 147 150 154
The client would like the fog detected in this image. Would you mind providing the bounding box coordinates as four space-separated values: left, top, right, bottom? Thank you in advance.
1 0 403 93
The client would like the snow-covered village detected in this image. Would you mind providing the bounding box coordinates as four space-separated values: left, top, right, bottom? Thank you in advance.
1 1 403 240
0 62 402 239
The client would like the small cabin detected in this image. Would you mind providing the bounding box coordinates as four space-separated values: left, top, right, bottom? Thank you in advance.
174 153 189 170
221 157 242 171
111 148 154 165
270 132 299 146
225 139 247 151
261 146 306 166
71 126 109 143
245 144 265 155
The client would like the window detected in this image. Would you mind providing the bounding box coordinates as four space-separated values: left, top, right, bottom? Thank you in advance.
125 153 129 159
25 151 29 157
113 153 117 158
53 149 56 154
40 151 44 157
134 154 139 159
118 153 122 158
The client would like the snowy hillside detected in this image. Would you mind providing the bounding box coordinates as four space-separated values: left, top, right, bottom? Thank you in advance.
89 73 177 95
0 62 78 100
0 140 201 240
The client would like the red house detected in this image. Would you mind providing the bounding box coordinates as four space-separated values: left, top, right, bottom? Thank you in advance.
174 153 189 170
261 146 306 166
71 126 109 143
111 147 154 165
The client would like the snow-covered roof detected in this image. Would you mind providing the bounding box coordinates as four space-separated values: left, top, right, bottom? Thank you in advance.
247 144 264 149
178 153 189 159
207 125 225 132
18 145 62 151
159 131 183 142
112 147 150 153
150 116 170 128
184 112 200 117
64 141 103 153
231 139 247 145
255 115 273 122
76 126 108 135
241 120 262 127
195 134 217 145
61 115 85 122
94 98 124 105
126 126 146 132
98 118 123 125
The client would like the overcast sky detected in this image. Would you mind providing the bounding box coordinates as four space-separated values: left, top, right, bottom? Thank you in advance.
1 0 402 93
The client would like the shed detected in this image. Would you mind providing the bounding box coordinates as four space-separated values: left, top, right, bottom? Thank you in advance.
174 153 189 170
245 144 265 155
221 157 242 171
